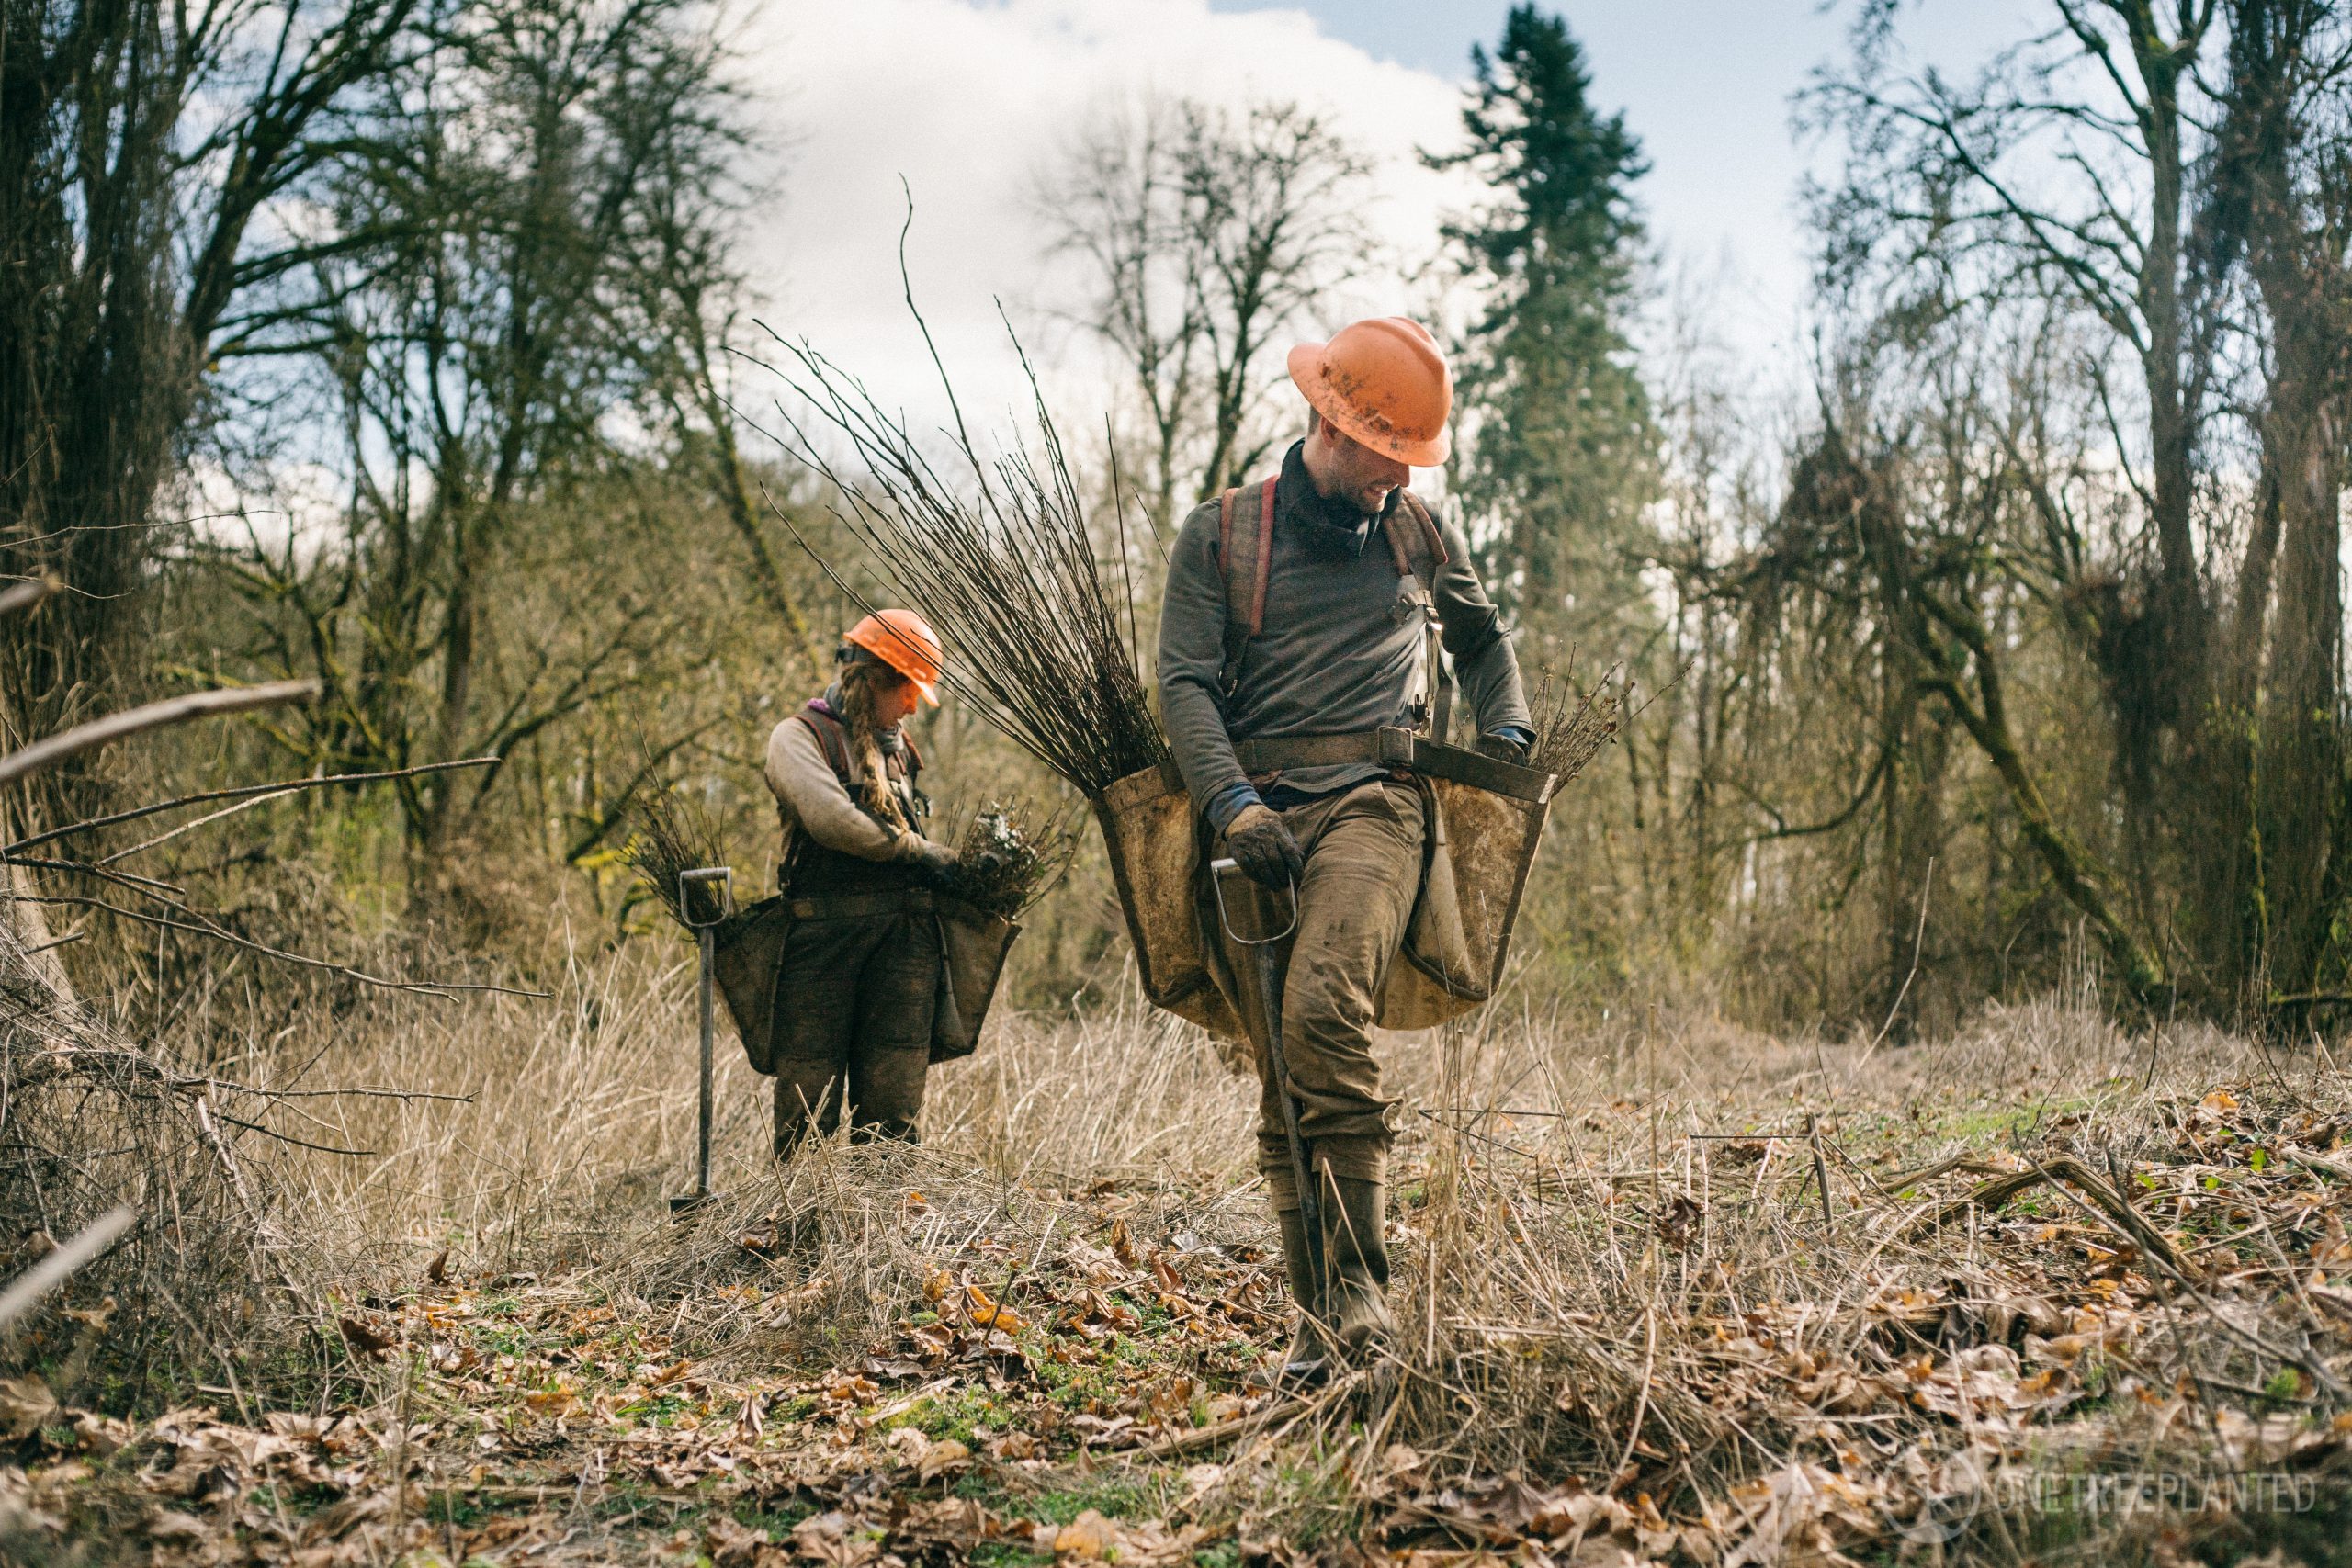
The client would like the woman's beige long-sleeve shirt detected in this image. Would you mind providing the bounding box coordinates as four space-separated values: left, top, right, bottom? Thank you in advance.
763 716 926 863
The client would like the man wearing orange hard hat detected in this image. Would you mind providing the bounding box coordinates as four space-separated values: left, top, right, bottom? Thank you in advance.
1158 318 1533 1384
761 607 959 1157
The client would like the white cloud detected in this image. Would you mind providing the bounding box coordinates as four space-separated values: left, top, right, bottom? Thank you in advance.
181 457 350 566
731 0 1480 449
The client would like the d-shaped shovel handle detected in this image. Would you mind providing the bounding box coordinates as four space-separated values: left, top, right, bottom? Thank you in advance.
678 865 734 928
1208 857 1298 945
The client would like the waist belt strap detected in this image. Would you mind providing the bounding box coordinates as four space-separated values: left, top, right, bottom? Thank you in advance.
1232 728 1418 774
1231 727 1560 805
786 887 937 921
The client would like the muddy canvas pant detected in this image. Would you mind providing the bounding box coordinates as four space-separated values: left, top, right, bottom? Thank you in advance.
1216 779 1425 1208
771 908 939 1157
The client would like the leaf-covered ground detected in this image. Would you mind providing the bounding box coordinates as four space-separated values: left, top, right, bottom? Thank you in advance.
11 1044 2352 1566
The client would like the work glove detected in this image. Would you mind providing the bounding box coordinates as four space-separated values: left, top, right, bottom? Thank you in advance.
1476 730 1532 766
906 839 960 893
1225 802 1305 890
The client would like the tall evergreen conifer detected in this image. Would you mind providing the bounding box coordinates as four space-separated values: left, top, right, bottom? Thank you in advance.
1433 6 1656 645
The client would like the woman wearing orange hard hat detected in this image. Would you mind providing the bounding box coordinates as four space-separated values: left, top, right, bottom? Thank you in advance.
760 607 957 1157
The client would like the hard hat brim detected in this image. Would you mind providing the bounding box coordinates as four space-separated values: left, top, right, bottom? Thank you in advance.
1288 342 1453 468
844 610 944 705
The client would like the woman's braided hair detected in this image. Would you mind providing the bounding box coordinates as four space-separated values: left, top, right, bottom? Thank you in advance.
836 656 910 831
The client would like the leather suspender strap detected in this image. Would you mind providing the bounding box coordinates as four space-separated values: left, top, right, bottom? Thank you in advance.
1216 478 1278 637
1379 496 1453 738
795 708 921 820
1392 491 1449 575
1250 477 1275 632
1217 478 1443 700
1216 478 1277 694
794 709 853 782
1384 505 1414 576
1216 486 1238 694
1217 485 1238 584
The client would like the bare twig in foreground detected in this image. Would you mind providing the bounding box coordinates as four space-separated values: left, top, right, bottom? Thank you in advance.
3 757 499 857
14 892 553 1000
0 680 319 789
0 577 62 617
0 1206 135 1330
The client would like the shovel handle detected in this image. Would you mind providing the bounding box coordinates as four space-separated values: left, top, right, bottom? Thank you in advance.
676 867 730 1208
678 865 734 928
1207 857 1297 944
1209 859 1326 1315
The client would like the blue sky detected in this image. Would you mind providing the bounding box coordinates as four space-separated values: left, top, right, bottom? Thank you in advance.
1201 2 2042 355
1206 0 1521 78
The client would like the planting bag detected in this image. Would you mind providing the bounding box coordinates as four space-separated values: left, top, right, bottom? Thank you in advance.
929 897 1019 1062
712 891 1017 1071
712 896 794 1073
1094 730 1555 1038
1096 764 1247 1037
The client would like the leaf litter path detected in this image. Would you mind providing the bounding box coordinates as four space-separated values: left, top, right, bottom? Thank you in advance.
13 1077 2352 1565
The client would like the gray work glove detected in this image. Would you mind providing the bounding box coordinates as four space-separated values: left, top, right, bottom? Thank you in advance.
1476 731 1532 765
906 839 960 893
1225 802 1304 890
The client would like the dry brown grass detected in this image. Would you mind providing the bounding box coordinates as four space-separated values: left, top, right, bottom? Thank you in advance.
15 917 2352 1564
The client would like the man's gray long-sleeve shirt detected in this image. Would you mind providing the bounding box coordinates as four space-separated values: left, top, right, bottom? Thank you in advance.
1158 442 1531 826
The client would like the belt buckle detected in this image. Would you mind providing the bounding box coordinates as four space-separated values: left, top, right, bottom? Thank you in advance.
1374 728 1417 768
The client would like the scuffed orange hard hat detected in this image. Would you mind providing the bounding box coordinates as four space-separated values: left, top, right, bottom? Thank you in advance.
1287 317 1453 467
843 608 944 706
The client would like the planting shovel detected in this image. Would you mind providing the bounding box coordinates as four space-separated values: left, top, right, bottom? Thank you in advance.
1208 858 1324 1324
672 866 734 1214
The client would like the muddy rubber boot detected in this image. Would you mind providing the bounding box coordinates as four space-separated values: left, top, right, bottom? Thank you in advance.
1263 1205 1331 1390
1323 1176 1395 1362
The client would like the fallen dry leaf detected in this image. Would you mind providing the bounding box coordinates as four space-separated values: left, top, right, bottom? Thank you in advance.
0 1374 58 1440
704 1513 768 1566
1054 1508 1117 1559
920 1438 969 1482
792 1507 881 1566
987 1430 1042 1461
338 1314 398 1356
143 1509 209 1543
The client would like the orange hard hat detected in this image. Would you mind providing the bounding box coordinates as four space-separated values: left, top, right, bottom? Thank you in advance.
842 608 944 706
1286 317 1453 467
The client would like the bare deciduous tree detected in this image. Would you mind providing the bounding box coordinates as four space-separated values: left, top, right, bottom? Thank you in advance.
1037 96 1373 537
0 0 423 808
201 0 752 869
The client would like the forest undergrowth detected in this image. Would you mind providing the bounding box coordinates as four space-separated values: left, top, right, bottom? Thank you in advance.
6 931 2352 1568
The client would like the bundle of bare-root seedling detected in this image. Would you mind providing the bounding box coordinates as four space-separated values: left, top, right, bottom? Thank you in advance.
626 768 1076 928
750 323 1168 797
624 775 733 929
937 797 1081 921
1527 657 1637 783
